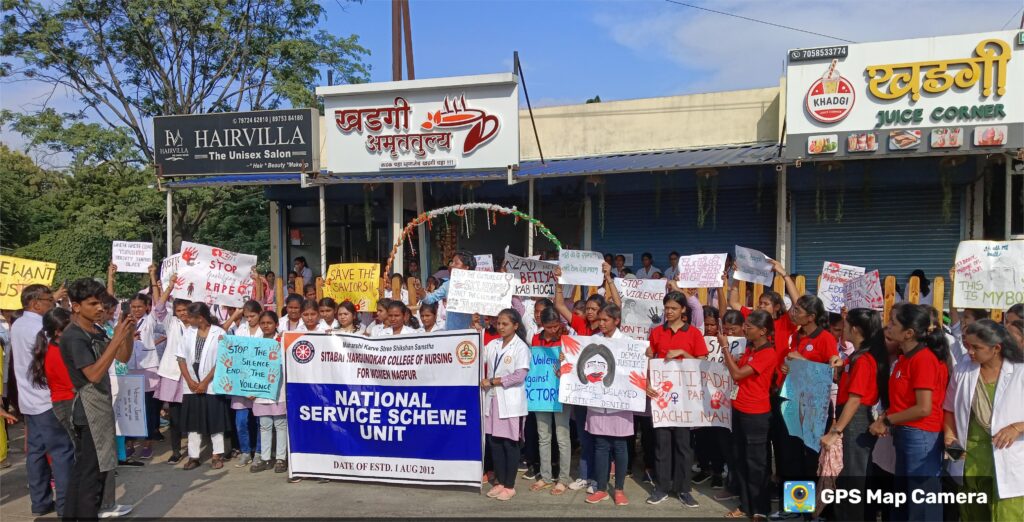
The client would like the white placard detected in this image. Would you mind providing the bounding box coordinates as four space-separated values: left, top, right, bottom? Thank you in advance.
446 268 514 316
112 241 153 274
818 261 866 313
557 250 605 287
953 240 1024 310
502 251 557 298
170 242 257 307
734 245 775 286
844 269 884 311
473 254 494 272
160 254 181 288
557 335 648 413
705 336 746 364
677 253 727 288
615 278 666 341
113 374 147 437
649 359 734 429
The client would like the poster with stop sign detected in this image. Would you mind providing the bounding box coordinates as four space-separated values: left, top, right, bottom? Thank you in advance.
649 359 734 429
170 241 257 307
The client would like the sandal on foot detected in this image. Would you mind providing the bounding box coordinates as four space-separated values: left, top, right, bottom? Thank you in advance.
210 456 224 469
724 509 747 518
551 483 568 495
182 459 200 471
529 480 550 492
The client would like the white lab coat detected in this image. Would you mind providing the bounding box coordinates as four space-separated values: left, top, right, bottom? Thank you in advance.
177 325 227 395
483 335 530 419
157 312 188 381
944 355 1024 499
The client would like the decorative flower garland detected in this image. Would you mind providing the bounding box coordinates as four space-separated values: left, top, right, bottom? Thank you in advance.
383 202 563 277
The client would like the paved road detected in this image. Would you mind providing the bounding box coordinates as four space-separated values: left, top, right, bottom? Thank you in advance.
1 422 746 519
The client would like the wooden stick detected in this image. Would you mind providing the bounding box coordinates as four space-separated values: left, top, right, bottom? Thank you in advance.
295 275 304 295
907 276 921 305
737 281 748 308
931 277 944 311
883 275 896 322
993 309 1004 322
391 277 403 303
315 277 324 301
752 283 764 307
795 275 806 297
407 277 419 307
698 287 709 306
275 277 285 316
773 274 785 296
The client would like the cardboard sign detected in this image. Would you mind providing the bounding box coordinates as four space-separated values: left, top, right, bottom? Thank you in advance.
649 359 734 429
323 263 381 312
212 335 283 400
677 253 727 288
705 336 746 364
844 269 884 311
780 359 834 452
446 269 514 316
285 330 483 486
818 261 866 313
170 242 257 307
112 241 153 273
734 245 775 286
502 251 557 298
526 346 562 412
474 255 494 272
557 335 648 412
159 254 181 289
557 250 605 287
614 278 666 341
113 374 148 437
953 240 1024 310
0 255 57 310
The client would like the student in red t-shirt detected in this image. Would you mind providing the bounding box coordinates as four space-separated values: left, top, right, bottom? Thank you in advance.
820 308 890 522
720 310 776 521
552 263 621 336
870 303 950 522
30 308 76 410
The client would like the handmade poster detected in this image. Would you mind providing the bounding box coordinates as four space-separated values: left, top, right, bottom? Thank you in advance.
285 330 483 486
212 335 282 400
112 241 153 273
473 254 494 272
734 245 775 286
0 255 57 310
780 358 834 452
649 359 734 429
818 261 866 314
676 253 727 288
844 269 884 311
557 335 648 412
170 242 257 307
614 278 666 340
446 269 514 316
526 346 562 412
502 252 557 298
113 374 147 437
323 263 381 312
705 336 746 364
953 240 1024 310
160 253 181 288
557 250 605 286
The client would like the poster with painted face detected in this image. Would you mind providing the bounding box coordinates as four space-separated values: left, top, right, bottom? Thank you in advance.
556 335 648 412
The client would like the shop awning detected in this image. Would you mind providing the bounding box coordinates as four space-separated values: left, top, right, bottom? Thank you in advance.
164 173 301 188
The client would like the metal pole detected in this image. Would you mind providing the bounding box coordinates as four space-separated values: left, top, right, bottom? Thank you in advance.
527 179 535 256
415 182 427 283
319 184 327 274
775 165 789 270
166 189 173 256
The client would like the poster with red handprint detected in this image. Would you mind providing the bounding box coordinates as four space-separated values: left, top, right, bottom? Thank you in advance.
556 335 649 413
649 359 734 429
211 335 282 400
170 241 257 307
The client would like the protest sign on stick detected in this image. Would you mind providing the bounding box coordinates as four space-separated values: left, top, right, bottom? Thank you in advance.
323 263 381 312
649 359 734 429
818 261 866 313
677 254 727 288
473 255 494 272
557 335 648 412
212 336 283 400
614 278 666 340
112 241 153 273
526 346 562 412
170 242 257 307
0 255 57 310
780 359 834 451
446 269 514 316
734 246 775 286
953 241 1024 310
705 336 746 364
159 254 181 289
844 270 884 311
502 251 557 298
557 250 605 286
113 374 147 437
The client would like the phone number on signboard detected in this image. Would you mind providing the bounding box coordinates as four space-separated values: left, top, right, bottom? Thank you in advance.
789 46 849 62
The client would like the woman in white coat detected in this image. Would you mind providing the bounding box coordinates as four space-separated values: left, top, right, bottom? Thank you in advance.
480 308 530 502
943 319 1024 521
176 303 230 470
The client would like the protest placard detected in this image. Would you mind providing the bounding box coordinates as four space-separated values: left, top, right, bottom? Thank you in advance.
212 335 283 400
818 262 866 313
676 253 727 288
844 270 884 311
614 278 666 341
112 241 153 273
285 330 483 486
473 254 494 272
526 346 562 412
159 254 181 289
557 335 648 412
557 250 605 286
734 245 775 286
780 358 834 451
113 374 147 437
502 252 557 298
170 242 257 307
705 336 746 364
649 359 734 429
0 255 57 310
323 263 381 312
953 241 1024 310
446 269 514 316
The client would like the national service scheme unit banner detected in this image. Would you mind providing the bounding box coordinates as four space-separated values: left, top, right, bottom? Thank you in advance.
285 330 483 487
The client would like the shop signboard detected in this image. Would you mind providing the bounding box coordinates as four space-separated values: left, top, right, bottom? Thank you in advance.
316 73 519 174
784 30 1024 159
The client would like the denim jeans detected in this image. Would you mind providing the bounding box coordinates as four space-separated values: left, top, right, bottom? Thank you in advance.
893 425 943 522
24 410 74 515
574 406 594 483
235 408 258 454
594 435 629 491
536 409 571 484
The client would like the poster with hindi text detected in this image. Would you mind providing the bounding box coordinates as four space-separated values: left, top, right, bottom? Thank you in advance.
557 250 605 287
112 241 153 273
677 253 727 288
446 269 513 317
734 245 775 286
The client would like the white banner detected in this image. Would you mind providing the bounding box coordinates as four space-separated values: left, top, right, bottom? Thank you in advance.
844 269 884 311
705 335 746 364
170 242 257 307
473 255 494 272
649 359 734 429
113 374 148 437
953 240 1024 310
557 335 648 413
614 279 666 341
112 241 153 273
446 269 513 316
502 251 557 298
160 254 181 289
818 261 866 313
677 253 727 288
734 245 775 286
557 250 605 287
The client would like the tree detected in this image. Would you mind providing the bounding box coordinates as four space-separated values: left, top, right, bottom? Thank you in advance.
0 144 67 249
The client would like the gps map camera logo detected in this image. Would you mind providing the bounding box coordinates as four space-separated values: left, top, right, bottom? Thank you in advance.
784 481 816 513
291 340 316 364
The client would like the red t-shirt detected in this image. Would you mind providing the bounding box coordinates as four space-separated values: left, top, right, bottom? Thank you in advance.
777 327 838 387
45 342 75 402
739 306 795 361
483 330 501 346
570 314 595 336
888 347 948 432
531 333 560 347
648 324 709 359
837 352 879 406
733 345 777 414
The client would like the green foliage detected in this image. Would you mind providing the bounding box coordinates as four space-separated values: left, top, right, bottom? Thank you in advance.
0 145 67 249
192 186 271 270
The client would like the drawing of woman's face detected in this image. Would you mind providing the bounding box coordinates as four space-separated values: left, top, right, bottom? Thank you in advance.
584 356 609 383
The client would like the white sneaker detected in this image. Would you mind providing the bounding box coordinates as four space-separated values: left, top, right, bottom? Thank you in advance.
99 504 133 518
568 478 588 491
235 454 252 467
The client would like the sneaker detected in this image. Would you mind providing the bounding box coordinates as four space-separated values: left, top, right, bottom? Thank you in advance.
235 454 252 467
522 469 540 480
118 460 144 467
642 469 655 485
713 490 739 501
769 510 804 520
678 492 699 508
138 446 153 460
568 478 589 491
585 491 609 504
166 454 183 465
711 474 725 489
98 504 133 518
646 491 669 505
486 485 506 498
274 460 288 473
613 490 629 506
496 488 516 501
517 460 529 471
692 470 712 484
